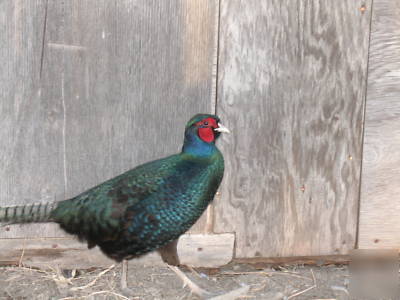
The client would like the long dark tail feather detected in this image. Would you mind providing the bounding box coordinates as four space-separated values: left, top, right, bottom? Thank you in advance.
0 202 58 224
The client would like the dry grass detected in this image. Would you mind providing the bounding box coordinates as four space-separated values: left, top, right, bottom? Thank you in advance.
0 263 351 299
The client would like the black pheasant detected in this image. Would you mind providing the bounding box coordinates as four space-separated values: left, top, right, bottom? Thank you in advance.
0 113 229 296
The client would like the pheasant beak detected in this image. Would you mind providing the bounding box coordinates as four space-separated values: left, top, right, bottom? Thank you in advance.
214 123 230 133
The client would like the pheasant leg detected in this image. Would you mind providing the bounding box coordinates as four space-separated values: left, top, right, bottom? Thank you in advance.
168 265 210 298
158 240 211 298
120 259 135 296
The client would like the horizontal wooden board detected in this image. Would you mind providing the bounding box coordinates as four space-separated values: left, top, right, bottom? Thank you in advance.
178 233 234 267
0 233 234 268
235 255 352 267
358 0 400 249
215 0 372 257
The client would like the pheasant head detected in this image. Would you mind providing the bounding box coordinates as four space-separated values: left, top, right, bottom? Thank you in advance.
182 114 230 157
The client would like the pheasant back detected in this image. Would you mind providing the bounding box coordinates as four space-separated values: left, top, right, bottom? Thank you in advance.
52 152 224 261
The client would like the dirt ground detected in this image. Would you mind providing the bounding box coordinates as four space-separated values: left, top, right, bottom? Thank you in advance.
0 262 353 300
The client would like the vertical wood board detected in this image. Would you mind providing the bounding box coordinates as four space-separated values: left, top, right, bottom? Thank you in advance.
0 0 218 238
0 0 64 238
358 0 400 249
215 0 372 257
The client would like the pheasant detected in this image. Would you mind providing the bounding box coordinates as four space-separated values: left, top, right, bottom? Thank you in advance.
0 113 229 297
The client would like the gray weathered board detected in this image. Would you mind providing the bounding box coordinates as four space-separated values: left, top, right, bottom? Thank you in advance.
0 0 218 238
358 0 400 249
214 0 372 257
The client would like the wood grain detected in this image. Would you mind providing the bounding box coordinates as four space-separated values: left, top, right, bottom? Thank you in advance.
0 0 218 238
358 0 400 249
214 0 372 258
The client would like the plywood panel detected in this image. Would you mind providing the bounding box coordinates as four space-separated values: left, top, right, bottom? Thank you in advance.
358 0 400 249
0 0 218 238
215 0 372 257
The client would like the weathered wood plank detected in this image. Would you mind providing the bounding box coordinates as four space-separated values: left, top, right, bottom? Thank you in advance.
0 0 218 238
358 0 400 249
214 0 372 257
0 233 234 268
235 255 352 267
178 233 234 267
0 0 65 238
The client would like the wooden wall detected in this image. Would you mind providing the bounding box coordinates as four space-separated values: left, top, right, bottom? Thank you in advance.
0 0 218 238
0 0 399 258
214 0 372 258
358 0 400 249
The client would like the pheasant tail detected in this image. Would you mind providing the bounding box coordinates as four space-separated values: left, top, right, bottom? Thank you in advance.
0 202 58 224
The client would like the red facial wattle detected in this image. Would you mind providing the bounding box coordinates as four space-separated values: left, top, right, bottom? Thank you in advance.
196 117 218 143
198 127 215 143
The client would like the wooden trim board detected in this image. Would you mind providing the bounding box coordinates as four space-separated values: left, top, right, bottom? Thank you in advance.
0 233 234 269
235 255 352 267
6 237 398 270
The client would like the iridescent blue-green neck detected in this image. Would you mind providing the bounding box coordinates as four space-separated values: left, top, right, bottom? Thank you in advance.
181 128 218 158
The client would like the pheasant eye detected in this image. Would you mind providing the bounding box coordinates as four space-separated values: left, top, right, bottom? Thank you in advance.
203 121 209 126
